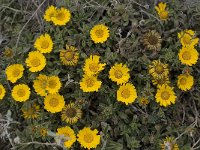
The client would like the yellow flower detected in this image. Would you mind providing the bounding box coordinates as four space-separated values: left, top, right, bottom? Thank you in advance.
155 2 169 20
155 84 177 107
79 75 102 92
117 83 137 105
178 46 199 66
160 136 179 150
33 74 48 96
46 76 61 94
60 45 79 66
44 5 57 22
61 103 82 124
5 64 24 83
4 47 13 58
178 30 199 47
0 84 6 100
90 24 110 44
109 63 130 85
39 127 47 137
77 127 100 149
142 30 162 51
44 93 65 113
83 55 106 75
139 97 149 106
34 33 53 53
22 103 40 119
152 75 170 86
56 126 76 148
12 84 30 102
25 51 46 72
51 7 71 26
177 74 194 91
149 60 169 79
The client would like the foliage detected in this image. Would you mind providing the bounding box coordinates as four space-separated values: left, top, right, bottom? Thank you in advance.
0 0 200 149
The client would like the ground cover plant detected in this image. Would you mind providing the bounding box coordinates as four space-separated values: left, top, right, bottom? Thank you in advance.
0 0 200 149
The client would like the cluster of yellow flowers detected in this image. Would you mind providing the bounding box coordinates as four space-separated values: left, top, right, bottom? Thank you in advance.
56 126 100 149
80 55 106 92
0 5 104 149
1 2 200 149
109 64 138 105
149 60 176 107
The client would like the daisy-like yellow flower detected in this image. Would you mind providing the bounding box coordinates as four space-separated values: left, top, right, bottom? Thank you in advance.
60 45 79 66
149 60 169 79
44 5 57 22
5 64 24 83
178 46 199 66
155 2 169 20
46 76 62 94
33 74 48 96
56 126 76 148
39 127 48 137
143 30 162 51
139 97 149 106
44 93 65 113
51 7 71 26
177 74 194 91
117 83 137 105
155 84 177 107
0 84 6 100
90 24 110 44
26 51 46 72
109 63 130 85
160 136 179 150
83 55 106 75
34 33 53 53
178 30 199 47
22 103 40 119
152 75 170 86
79 75 102 92
61 103 82 124
12 84 30 102
77 127 100 149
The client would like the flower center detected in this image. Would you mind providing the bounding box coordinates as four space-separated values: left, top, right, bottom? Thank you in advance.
182 51 191 60
84 133 94 143
49 98 59 107
121 89 130 99
27 108 35 115
86 79 94 87
65 51 75 61
30 58 41 67
182 34 191 45
17 89 26 97
89 63 99 73
148 35 158 45
65 108 77 118
0 88 2 95
180 77 187 85
155 65 164 74
12 69 20 77
161 91 170 100
48 79 57 89
56 12 65 21
95 29 104 38
41 40 49 49
114 70 123 79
